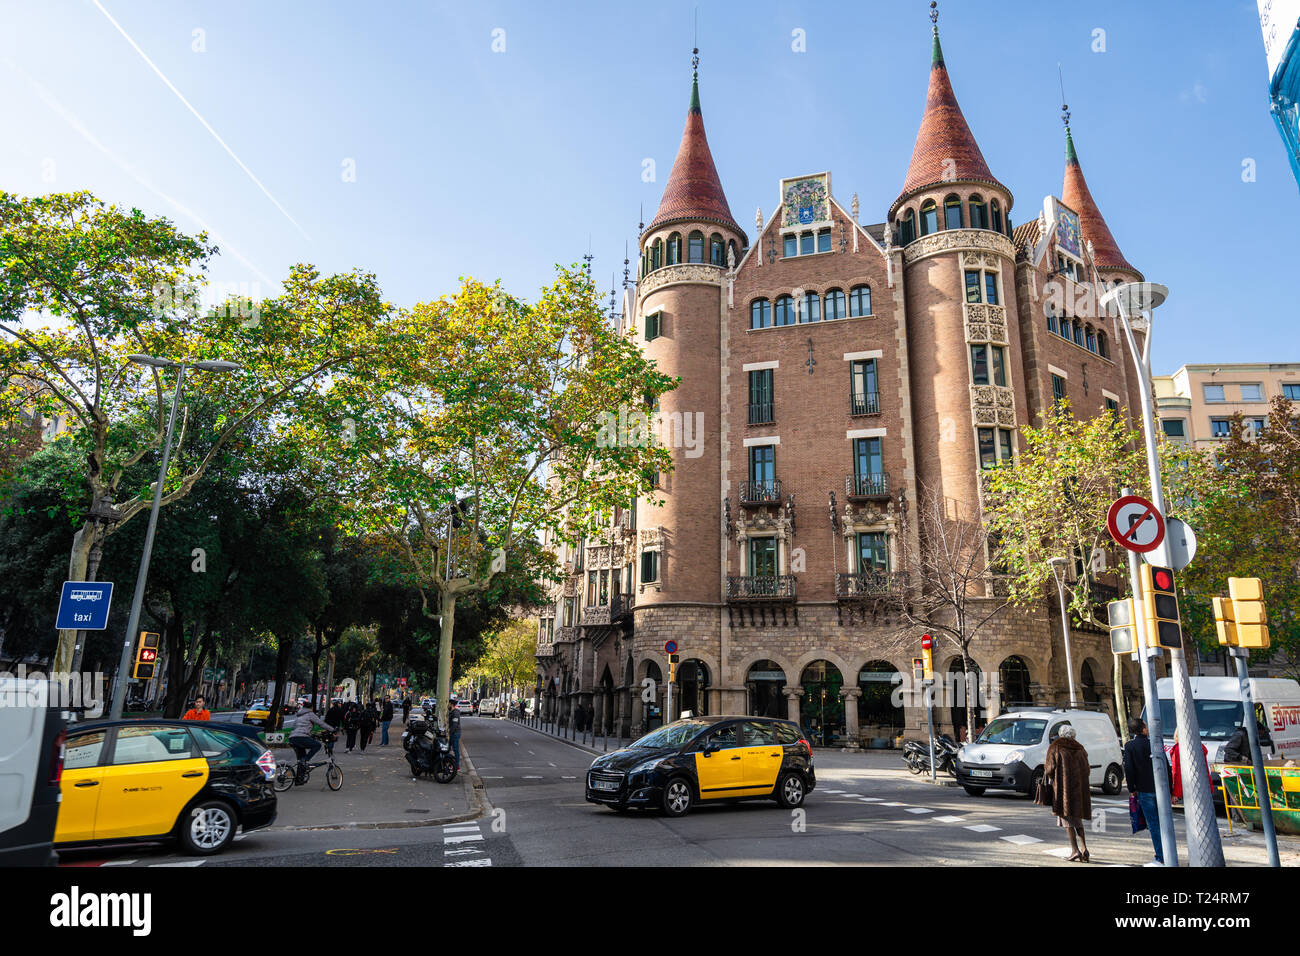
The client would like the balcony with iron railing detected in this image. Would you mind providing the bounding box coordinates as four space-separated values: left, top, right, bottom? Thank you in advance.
850 391 880 417
726 574 796 601
834 570 909 598
846 472 890 500
579 593 632 627
739 479 782 506
748 401 774 425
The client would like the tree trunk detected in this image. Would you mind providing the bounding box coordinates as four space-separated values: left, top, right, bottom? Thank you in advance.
437 591 456 731
52 520 95 673
266 636 293 731
310 629 323 711
963 651 978 743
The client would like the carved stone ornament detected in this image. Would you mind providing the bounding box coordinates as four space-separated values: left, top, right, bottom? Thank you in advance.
637 263 723 298
903 229 1014 266
639 527 662 547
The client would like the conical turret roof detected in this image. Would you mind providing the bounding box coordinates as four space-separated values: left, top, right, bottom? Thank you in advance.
647 73 741 237
1061 126 1140 277
896 26 1004 210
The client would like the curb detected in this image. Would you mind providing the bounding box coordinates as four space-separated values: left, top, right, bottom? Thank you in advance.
269 743 486 832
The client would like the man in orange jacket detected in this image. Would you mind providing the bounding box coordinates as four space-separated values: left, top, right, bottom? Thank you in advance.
182 696 211 721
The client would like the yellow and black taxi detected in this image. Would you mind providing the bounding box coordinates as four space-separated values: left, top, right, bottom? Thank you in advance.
55 720 278 856
586 716 815 816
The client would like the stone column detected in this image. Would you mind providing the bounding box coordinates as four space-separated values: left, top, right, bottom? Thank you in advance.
630 690 644 734
785 685 804 727
841 686 862 749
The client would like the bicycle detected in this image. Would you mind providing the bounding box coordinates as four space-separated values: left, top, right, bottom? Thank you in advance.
274 731 343 792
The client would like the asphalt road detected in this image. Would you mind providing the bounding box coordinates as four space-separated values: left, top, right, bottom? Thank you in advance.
56 716 1293 868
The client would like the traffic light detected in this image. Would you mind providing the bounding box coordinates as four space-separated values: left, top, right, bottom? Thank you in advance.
668 652 680 682
1107 598 1137 655
1140 564 1182 649
1228 577 1270 649
133 631 160 680
1212 596 1237 647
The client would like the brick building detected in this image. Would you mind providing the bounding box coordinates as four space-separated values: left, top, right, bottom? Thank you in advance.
536 16 1153 746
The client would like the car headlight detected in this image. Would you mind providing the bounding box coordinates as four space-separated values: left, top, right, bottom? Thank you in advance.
1003 750 1024 765
628 758 663 776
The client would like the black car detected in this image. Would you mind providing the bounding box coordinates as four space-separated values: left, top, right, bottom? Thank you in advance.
55 719 278 856
586 716 815 817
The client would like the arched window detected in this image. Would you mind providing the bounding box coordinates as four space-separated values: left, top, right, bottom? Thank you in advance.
774 295 795 326
1073 320 1084 347
652 239 662 270
749 298 771 330
1097 331 1109 359
968 194 988 230
944 194 963 230
1086 326 1097 353
800 291 821 323
849 285 872 317
999 655 1033 708
991 198 1002 233
920 200 938 236
824 288 846 320
687 231 705 263
710 234 724 265
667 233 682 265
900 209 916 244
1046 307 1058 335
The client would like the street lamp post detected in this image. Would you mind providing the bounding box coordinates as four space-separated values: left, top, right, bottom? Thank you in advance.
108 356 241 721
1047 558 1078 708
1101 283 1225 867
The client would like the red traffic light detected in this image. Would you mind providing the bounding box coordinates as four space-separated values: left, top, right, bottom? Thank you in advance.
140 649 157 662
1153 568 1173 591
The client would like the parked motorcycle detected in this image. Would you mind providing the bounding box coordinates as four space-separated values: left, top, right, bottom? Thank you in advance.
902 734 960 776
402 712 430 751
405 726 457 783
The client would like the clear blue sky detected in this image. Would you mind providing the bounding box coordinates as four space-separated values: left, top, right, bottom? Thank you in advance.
1 0 1293 373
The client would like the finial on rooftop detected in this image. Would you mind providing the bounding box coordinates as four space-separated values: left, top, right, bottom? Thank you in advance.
930 1 939 28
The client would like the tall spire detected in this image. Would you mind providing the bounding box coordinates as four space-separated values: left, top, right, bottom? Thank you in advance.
647 48 741 237
896 3 1003 206
1061 118 1140 277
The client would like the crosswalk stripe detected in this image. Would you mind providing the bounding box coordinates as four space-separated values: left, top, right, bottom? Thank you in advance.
905 807 934 814
1043 846 1074 857
965 824 1001 833
444 833 484 844
1000 834 1043 846
933 815 965 823
151 859 205 867
443 825 480 833
447 858 492 867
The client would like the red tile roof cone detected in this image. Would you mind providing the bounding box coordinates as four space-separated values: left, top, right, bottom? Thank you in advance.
896 24 1004 205
647 71 741 236
1061 126 1140 277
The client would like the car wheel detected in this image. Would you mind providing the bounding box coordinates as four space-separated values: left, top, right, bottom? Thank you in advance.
1102 763 1123 795
326 764 343 791
273 762 296 792
776 772 806 809
180 801 236 855
963 785 986 797
661 777 692 817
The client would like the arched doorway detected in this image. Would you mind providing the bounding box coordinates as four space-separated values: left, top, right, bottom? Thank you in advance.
1081 660 1100 707
800 660 845 747
599 665 615 733
746 660 786 717
999 656 1033 710
948 657 984 738
857 660 903 747
643 661 663 732
677 660 709 717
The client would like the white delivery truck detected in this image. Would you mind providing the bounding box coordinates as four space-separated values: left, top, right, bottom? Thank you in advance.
1149 677 1300 792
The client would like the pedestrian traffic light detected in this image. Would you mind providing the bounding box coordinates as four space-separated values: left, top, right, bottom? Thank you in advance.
1107 598 1137 655
133 631 160 680
1228 577 1270 649
1140 564 1182 649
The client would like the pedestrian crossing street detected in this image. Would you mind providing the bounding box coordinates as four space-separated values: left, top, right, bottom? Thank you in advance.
815 788 1138 865
440 821 492 867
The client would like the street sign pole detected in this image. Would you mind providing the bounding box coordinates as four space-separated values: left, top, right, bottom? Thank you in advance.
1108 284 1223 866
1229 646 1280 867
1120 491 1178 867
925 679 937 784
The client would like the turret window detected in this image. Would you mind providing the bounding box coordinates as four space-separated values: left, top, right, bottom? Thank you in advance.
944 194 963 230
849 285 872 317
900 209 916 244
667 233 682 265
970 344 1007 387
750 298 772 330
688 231 705 263
920 201 938 235
774 295 795 326
991 199 1003 233
969 195 988 230
964 268 1000 305
652 240 662 270
710 234 724 265
800 291 821 323
824 289 846 321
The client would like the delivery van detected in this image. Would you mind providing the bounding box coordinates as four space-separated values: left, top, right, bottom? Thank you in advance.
1151 676 1300 767
955 708 1124 797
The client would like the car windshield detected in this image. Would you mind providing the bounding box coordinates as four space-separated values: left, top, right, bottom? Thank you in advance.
977 717 1047 746
1154 699 1243 741
630 720 712 749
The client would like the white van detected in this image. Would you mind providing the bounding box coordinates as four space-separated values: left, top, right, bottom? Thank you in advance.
955 708 1124 797
478 698 499 717
1150 676 1300 768
0 679 68 865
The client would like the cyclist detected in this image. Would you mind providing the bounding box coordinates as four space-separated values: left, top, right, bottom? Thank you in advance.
288 700 336 769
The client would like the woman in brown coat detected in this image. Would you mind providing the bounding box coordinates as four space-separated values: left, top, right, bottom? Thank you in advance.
1043 724 1092 862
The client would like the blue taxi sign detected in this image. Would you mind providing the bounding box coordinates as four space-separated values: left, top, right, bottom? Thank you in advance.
55 581 114 630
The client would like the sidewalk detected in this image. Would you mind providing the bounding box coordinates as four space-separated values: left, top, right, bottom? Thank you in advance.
265 724 483 830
